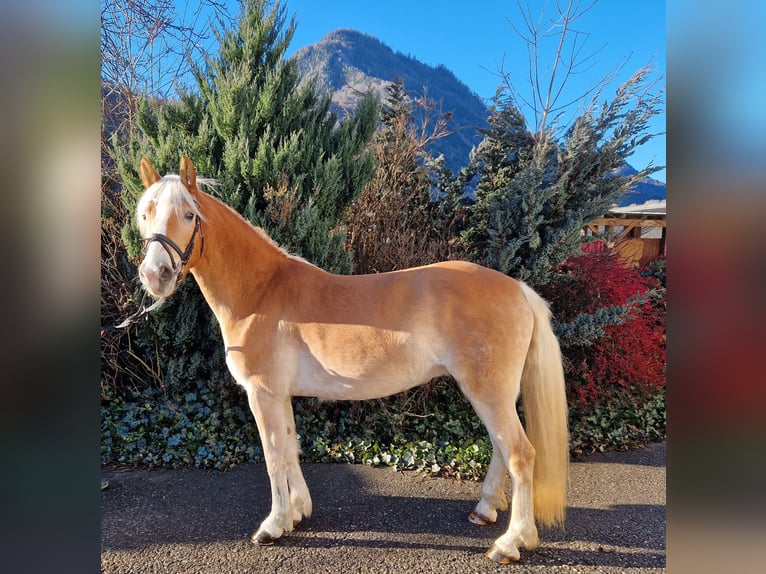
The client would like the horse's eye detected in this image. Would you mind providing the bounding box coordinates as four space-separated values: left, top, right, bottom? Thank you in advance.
141 213 147 220
185 211 194 221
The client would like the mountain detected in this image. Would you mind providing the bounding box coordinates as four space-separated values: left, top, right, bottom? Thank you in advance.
613 164 667 207
290 29 665 204
291 29 488 173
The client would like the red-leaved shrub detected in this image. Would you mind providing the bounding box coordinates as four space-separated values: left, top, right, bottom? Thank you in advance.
544 246 666 412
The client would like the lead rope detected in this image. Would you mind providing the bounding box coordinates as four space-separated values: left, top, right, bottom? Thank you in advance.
100 291 166 336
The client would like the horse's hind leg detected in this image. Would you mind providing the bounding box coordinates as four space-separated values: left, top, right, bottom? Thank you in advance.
458 380 539 563
483 406 539 563
283 399 312 527
468 441 508 525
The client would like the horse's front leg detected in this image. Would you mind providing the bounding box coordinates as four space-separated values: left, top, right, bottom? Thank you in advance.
247 389 295 545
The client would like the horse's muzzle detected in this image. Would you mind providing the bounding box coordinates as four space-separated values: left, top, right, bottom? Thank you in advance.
139 258 176 298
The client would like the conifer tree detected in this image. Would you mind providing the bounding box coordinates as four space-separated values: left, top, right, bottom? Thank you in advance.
109 0 379 392
455 67 663 287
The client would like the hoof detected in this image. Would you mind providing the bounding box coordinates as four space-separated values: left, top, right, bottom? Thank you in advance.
251 530 278 546
468 510 494 526
484 544 519 564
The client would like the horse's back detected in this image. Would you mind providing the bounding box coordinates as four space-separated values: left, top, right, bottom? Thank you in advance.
295 258 531 337
408 260 532 327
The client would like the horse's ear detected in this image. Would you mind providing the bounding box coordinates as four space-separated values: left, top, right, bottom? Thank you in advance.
139 157 161 189
179 155 197 191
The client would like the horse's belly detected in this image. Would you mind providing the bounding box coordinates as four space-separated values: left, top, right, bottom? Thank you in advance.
291 345 446 401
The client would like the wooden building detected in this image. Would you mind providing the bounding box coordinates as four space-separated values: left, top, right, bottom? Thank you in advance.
583 200 666 268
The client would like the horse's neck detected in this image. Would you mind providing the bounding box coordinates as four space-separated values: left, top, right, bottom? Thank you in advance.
190 194 285 328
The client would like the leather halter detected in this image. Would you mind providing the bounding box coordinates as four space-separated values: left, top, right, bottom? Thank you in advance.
141 215 204 284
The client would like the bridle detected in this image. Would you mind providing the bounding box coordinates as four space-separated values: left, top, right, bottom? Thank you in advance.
141 214 205 285
100 214 204 335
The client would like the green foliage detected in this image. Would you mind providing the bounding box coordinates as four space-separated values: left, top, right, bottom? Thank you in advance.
292 383 494 479
569 390 666 455
102 381 260 469
554 301 634 348
103 378 665 473
641 256 667 288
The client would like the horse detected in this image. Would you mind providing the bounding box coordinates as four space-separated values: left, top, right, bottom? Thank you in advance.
135 155 569 564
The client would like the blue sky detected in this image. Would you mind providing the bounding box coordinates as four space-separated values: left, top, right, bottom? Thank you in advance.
198 0 666 181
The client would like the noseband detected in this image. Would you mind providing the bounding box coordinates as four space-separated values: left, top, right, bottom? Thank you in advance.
142 215 204 284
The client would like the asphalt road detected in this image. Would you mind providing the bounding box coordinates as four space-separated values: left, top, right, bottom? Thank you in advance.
101 442 665 573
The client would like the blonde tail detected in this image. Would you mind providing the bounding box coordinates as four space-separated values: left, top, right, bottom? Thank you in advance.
519 282 569 527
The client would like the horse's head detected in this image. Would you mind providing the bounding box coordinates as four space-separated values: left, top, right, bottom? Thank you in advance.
136 155 205 299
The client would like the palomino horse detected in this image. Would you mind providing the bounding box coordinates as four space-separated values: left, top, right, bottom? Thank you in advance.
135 156 568 564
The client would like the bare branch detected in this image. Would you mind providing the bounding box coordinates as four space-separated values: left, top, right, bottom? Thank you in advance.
501 0 618 139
